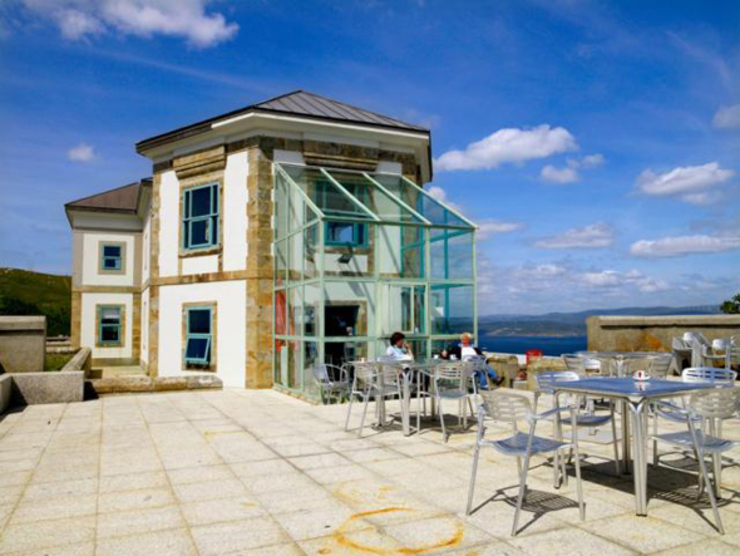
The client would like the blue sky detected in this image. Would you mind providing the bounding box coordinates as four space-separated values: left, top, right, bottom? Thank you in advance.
1 0 738 314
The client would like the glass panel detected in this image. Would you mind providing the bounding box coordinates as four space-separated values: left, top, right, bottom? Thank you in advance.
327 222 356 244
281 166 372 221
324 222 374 278
288 287 303 337
275 170 289 239
414 285 426 334
188 309 211 334
289 230 303 281
101 307 120 324
325 340 367 368
303 341 320 398
430 237 446 279
190 219 209 246
447 231 473 280
303 224 319 280
275 239 287 286
274 289 288 336
274 338 299 389
430 284 474 335
103 258 120 270
101 325 120 343
185 337 209 359
103 245 121 257
324 281 373 337
303 283 320 337
190 186 212 217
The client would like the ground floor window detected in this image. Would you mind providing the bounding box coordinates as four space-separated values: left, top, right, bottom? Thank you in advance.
97 305 123 347
184 305 213 367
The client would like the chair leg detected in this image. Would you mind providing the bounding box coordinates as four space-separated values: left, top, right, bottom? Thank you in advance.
611 408 621 475
466 443 481 515
358 394 370 438
512 452 532 536
573 445 585 521
533 392 540 414
697 448 725 534
438 397 447 441
652 406 659 466
344 392 355 432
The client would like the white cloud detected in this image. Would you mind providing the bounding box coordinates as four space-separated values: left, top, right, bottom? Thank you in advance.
67 143 95 162
434 124 577 171
477 220 523 240
426 185 462 212
581 269 669 293
540 153 605 184
636 162 734 204
713 104 740 129
630 234 740 258
22 0 238 47
535 223 614 249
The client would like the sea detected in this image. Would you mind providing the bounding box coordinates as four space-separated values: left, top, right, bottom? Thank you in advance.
477 334 587 357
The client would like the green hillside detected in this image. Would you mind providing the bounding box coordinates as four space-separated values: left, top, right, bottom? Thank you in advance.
0 268 71 336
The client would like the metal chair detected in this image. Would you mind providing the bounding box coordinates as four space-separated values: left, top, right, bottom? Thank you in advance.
466 390 585 536
434 361 477 441
648 353 674 379
652 367 737 466
313 364 349 404
535 371 621 476
672 336 693 370
651 388 740 534
344 360 403 437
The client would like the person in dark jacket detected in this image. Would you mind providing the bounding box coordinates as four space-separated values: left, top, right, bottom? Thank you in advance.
441 333 502 388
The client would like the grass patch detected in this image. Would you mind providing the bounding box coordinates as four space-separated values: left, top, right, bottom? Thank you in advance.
44 353 74 371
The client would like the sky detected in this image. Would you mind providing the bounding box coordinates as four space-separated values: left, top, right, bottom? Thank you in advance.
0 0 739 315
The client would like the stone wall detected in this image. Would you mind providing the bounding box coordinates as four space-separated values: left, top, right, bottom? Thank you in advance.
0 316 46 372
587 315 740 353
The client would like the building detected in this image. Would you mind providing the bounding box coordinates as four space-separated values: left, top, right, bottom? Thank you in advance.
65 91 477 400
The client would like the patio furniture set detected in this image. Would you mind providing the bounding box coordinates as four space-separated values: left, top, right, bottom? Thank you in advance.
315 352 740 536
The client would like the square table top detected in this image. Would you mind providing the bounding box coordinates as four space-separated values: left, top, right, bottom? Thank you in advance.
551 377 724 401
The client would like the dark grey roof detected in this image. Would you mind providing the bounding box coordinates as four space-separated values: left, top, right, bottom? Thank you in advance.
65 179 151 214
136 90 429 153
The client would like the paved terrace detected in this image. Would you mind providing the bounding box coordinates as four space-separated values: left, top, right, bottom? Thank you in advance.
0 389 739 556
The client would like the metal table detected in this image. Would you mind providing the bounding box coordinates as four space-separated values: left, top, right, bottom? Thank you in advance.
552 377 722 516
576 351 666 378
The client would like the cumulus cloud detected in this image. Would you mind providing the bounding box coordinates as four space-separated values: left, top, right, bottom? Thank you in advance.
540 153 605 184
635 162 734 204
67 143 95 162
434 125 577 171
581 269 668 293
22 0 238 47
713 104 740 129
535 223 614 249
629 234 740 258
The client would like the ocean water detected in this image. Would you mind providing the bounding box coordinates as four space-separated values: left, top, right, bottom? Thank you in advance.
478 335 587 357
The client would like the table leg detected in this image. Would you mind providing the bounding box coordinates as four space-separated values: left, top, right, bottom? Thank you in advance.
402 373 411 436
629 401 649 516
621 400 631 474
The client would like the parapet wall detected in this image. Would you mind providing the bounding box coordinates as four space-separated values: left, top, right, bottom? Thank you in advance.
587 315 740 352
0 316 46 372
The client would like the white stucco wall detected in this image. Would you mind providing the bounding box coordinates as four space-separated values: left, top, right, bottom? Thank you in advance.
142 211 151 284
159 170 180 278
181 255 219 275
80 292 134 359
223 151 249 271
81 232 137 287
157 280 246 388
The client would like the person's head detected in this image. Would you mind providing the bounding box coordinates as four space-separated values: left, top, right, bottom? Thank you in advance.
389 332 406 348
460 332 472 347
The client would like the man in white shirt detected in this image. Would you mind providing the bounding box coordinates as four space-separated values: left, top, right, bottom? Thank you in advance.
386 332 413 361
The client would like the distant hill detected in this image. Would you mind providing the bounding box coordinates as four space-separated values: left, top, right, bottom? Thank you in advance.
0 268 71 336
479 305 721 337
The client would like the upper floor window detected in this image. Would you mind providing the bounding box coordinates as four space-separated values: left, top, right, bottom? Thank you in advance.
185 306 212 366
99 242 125 274
183 183 219 251
97 305 123 347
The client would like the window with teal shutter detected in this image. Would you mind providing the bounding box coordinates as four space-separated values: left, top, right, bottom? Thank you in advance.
98 306 122 346
183 184 219 250
185 306 212 366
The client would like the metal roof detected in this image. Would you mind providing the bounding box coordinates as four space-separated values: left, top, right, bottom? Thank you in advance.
136 90 429 153
65 179 151 214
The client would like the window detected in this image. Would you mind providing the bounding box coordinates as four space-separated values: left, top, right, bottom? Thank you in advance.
183 184 219 251
99 242 125 274
316 181 368 247
98 305 123 346
185 306 212 366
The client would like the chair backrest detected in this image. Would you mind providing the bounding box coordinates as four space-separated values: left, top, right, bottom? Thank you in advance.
682 366 737 384
689 388 740 420
313 364 330 384
436 361 473 389
562 354 586 373
535 370 580 390
480 390 532 425
672 337 689 351
354 361 378 385
684 332 710 347
648 354 673 379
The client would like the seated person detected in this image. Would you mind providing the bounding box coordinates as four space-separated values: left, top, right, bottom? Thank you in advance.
386 332 414 361
441 332 503 388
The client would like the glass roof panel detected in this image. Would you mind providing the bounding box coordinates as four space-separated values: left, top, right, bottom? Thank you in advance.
373 174 474 229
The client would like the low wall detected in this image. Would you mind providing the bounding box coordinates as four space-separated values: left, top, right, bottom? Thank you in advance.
10 371 85 405
0 316 46 372
0 375 11 413
587 315 740 353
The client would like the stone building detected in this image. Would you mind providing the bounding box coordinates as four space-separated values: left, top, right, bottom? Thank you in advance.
65 91 477 399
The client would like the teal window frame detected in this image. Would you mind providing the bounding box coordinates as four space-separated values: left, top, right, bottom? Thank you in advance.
98 305 123 346
316 181 369 247
182 183 219 251
184 306 212 366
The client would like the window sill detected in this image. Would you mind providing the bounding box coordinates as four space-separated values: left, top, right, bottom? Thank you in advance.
179 245 221 259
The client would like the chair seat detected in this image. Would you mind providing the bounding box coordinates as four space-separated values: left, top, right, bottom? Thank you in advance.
437 389 472 400
652 431 738 454
574 414 612 427
485 432 568 457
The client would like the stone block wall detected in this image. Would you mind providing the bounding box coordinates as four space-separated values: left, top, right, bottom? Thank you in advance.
587 315 740 353
0 316 46 372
